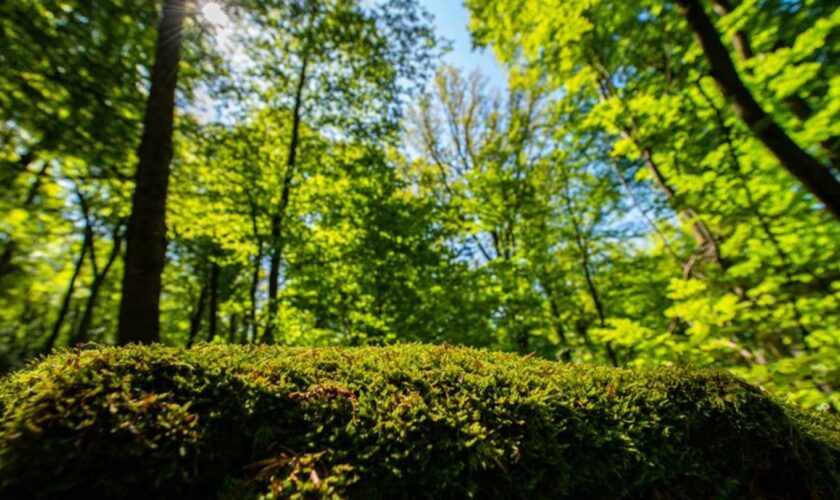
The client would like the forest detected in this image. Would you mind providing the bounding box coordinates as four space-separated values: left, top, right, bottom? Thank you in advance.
1 0 840 417
3 0 840 496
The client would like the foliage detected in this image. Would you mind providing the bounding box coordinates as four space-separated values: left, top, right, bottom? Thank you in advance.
1 343 839 498
466 0 840 409
1 0 839 422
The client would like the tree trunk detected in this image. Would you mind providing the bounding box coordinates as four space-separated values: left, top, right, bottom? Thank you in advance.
539 277 575 362
249 240 262 343
0 148 37 185
228 313 239 344
118 0 186 345
677 0 840 221
208 260 220 341
73 225 123 344
43 229 91 352
0 243 15 286
263 53 309 343
187 280 209 348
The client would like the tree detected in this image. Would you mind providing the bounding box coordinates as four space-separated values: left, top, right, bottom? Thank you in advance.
238 0 437 342
467 0 840 408
675 0 840 221
117 0 187 344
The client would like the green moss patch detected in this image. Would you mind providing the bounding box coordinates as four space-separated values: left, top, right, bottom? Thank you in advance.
0 344 838 498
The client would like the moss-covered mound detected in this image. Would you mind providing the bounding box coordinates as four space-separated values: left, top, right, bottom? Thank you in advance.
1 344 838 498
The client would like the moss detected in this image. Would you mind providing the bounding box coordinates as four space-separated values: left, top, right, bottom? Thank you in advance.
0 343 838 498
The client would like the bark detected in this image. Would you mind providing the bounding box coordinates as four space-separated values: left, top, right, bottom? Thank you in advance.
244 194 263 342
228 313 239 344
263 53 309 344
0 244 14 285
208 260 220 341
73 225 123 344
539 277 575 362
0 148 37 186
677 0 840 221
43 229 91 352
187 280 209 348
117 0 186 344
249 240 262 343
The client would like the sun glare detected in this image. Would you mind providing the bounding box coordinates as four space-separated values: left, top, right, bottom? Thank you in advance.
201 2 229 27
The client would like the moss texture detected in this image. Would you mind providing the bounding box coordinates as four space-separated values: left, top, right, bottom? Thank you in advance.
0 343 838 498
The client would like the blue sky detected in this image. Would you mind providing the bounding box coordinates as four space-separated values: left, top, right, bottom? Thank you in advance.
419 0 507 89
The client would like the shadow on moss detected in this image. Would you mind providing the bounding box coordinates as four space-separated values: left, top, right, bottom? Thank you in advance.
0 343 838 498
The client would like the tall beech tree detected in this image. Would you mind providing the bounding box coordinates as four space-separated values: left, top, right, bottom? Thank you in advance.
118 0 187 344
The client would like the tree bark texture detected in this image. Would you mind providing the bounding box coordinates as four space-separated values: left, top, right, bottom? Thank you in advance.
117 0 186 344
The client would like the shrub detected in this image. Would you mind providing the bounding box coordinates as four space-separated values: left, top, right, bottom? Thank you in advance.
0 343 838 498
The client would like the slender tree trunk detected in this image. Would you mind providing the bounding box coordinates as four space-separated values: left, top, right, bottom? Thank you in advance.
539 277 574 362
676 0 840 221
249 240 262 343
187 280 209 348
0 243 14 285
43 230 91 352
208 260 220 341
118 0 186 345
73 225 123 344
263 54 309 343
228 313 239 344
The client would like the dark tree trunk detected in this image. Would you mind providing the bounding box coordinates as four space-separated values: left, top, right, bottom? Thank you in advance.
73 225 123 344
118 0 186 345
0 243 14 285
208 260 220 341
44 229 91 352
263 54 309 344
540 278 575 362
249 240 262 343
187 280 209 348
228 313 239 344
0 148 36 185
677 0 840 221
